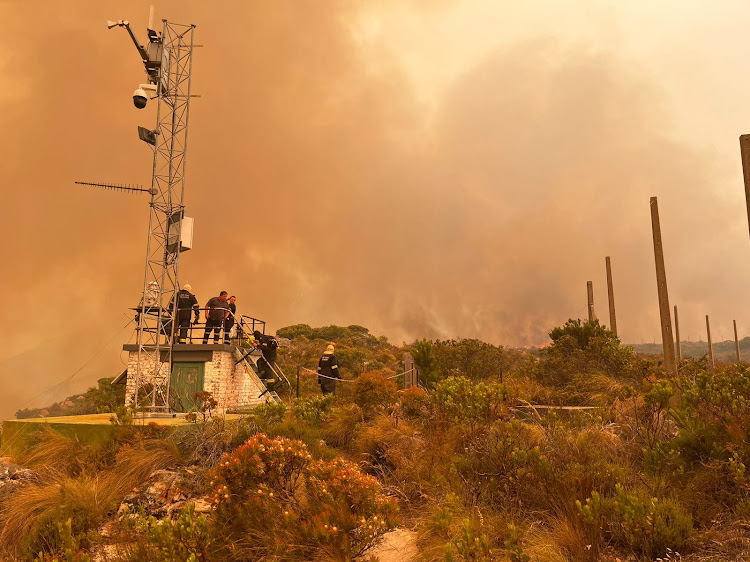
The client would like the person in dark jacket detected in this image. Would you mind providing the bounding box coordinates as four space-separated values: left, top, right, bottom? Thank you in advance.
253 330 278 379
202 291 230 344
223 295 237 344
318 344 340 395
170 283 200 344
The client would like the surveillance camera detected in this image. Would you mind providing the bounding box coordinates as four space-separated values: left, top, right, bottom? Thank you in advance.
133 87 148 109
132 83 157 110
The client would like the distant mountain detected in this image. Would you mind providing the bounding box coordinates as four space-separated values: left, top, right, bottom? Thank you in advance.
628 337 750 362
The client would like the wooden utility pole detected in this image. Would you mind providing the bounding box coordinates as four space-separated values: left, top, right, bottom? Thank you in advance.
403 352 417 389
650 197 677 376
739 135 750 240
734 319 741 363
605 256 617 336
674 305 682 362
587 281 596 322
706 315 715 371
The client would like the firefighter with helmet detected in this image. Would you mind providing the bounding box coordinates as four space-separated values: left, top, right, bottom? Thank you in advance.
318 343 341 395
170 283 200 344
253 330 278 380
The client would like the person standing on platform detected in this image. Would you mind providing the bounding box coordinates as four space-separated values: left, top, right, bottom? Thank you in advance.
317 343 340 395
171 283 200 344
224 295 237 344
202 291 230 344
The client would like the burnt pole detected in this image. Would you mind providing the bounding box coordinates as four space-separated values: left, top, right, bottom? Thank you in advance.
605 256 617 337
739 135 750 240
650 197 677 376
587 281 596 322
674 305 682 362
706 315 715 371
734 319 741 363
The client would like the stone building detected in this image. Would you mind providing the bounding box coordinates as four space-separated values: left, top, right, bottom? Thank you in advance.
119 343 273 412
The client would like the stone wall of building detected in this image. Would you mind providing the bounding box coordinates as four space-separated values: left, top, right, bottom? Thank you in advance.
229 352 269 409
124 351 170 406
125 348 271 410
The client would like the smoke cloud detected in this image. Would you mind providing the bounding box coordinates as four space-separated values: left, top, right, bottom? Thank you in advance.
1 1 749 420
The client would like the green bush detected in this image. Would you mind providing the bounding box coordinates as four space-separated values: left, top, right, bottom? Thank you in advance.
293 394 335 425
34 519 91 562
433 376 508 430
673 364 750 462
124 504 212 562
444 513 495 561
579 485 692 559
432 339 508 382
534 319 639 387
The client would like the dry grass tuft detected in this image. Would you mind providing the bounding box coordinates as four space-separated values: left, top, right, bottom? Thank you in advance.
588 374 627 405
113 437 181 494
0 472 121 556
0 436 181 558
13 427 104 476
321 404 363 449
533 517 593 562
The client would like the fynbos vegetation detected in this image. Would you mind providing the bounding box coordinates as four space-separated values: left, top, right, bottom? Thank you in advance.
3 321 750 561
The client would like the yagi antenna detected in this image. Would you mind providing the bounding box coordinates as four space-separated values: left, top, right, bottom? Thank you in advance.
75 180 156 195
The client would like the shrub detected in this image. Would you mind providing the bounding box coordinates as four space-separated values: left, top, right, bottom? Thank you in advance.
353 371 398 419
444 512 495 561
34 518 91 562
122 503 213 562
433 376 508 431
172 418 234 468
294 394 335 425
399 386 430 418
252 400 288 427
534 319 639 387
578 485 692 559
672 364 750 464
206 434 397 560
431 339 508 382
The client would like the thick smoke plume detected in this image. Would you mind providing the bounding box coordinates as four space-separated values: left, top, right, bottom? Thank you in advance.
1 2 749 419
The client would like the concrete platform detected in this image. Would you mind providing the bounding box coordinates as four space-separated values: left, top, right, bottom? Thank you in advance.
121 343 261 363
0 412 244 457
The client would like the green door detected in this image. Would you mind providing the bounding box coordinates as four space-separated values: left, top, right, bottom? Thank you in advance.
170 362 205 412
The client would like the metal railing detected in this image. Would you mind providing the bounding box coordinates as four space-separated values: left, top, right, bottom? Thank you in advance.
130 306 266 346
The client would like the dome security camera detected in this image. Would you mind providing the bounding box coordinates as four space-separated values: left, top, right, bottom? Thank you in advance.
133 87 148 109
132 83 157 110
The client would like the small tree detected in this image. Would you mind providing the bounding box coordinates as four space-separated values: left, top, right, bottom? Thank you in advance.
412 339 440 387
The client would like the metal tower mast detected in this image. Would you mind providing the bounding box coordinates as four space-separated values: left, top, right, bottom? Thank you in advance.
134 20 197 412
102 12 197 413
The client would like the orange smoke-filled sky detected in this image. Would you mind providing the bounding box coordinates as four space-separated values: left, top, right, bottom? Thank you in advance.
2 1 750 419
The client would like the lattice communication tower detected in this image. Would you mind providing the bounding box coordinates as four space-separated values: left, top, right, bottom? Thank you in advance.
105 13 197 412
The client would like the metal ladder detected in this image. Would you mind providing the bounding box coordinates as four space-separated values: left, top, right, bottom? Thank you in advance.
232 347 282 403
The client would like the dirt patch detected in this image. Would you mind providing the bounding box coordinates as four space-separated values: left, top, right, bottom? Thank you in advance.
369 528 418 562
